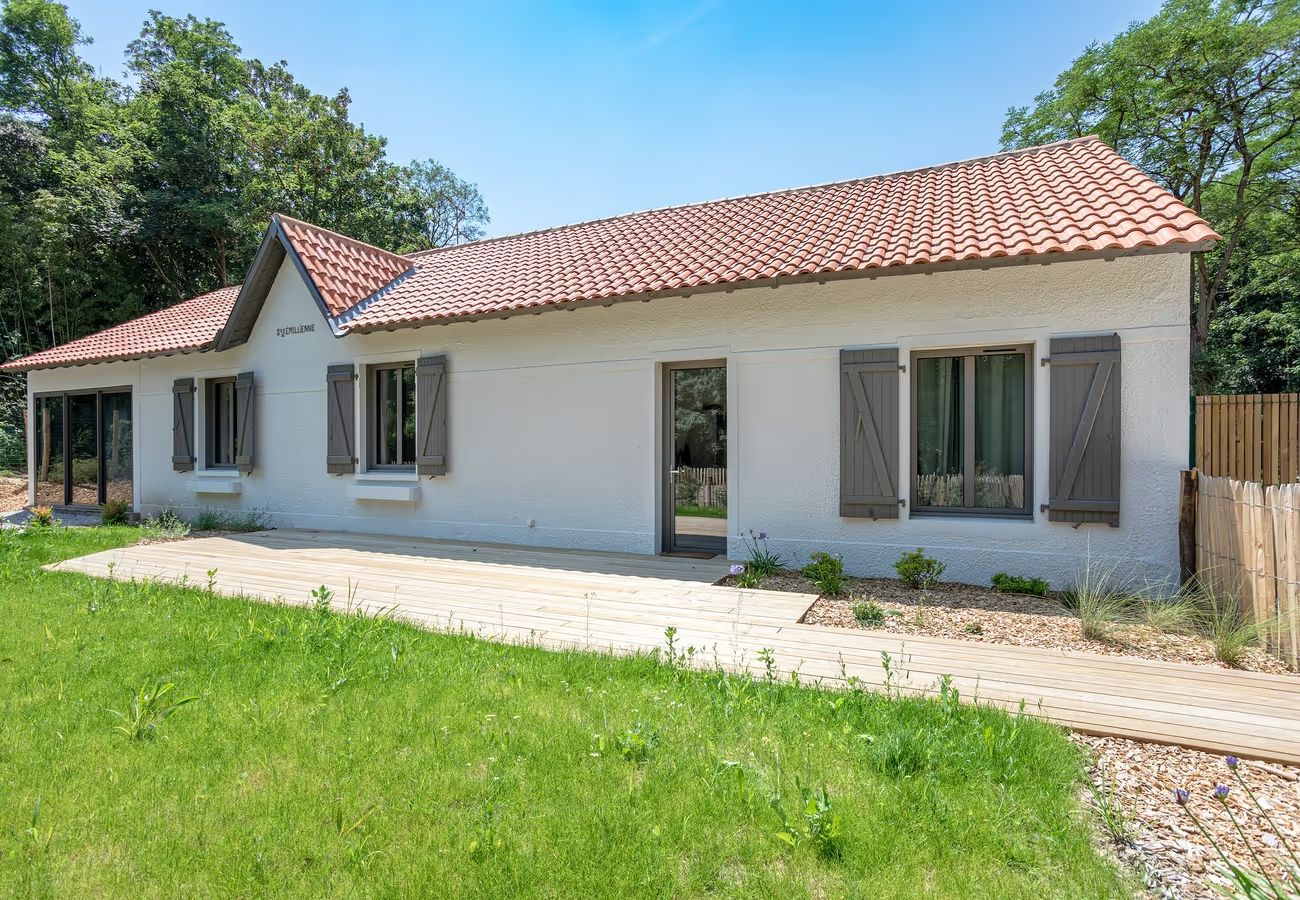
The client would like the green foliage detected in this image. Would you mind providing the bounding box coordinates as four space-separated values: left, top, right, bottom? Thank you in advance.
851 600 886 628
741 530 783 579
1001 0 1300 387
0 0 488 410
770 781 842 859
192 506 269 532
1064 566 1131 643
991 572 1049 597
0 525 1129 896
143 506 189 538
963 622 984 636
894 548 945 590
801 551 845 596
1197 588 1275 668
100 499 130 525
27 505 53 527
107 679 198 741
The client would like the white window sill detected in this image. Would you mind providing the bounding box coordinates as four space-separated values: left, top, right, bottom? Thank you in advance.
190 477 242 495
194 468 241 478
347 482 420 503
354 470 419 483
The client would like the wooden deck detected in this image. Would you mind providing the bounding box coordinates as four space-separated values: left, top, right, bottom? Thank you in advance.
52 529 1300 765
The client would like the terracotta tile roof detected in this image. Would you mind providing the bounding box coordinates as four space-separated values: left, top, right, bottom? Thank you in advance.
343 136 1217 330
1 287 240 372
2 137 1217 371
277 215 414 316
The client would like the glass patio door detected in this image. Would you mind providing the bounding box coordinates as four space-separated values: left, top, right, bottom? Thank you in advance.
664 363 727 554
32 389 132 507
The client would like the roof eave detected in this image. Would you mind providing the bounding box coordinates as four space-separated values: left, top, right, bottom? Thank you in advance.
348 240 1217 334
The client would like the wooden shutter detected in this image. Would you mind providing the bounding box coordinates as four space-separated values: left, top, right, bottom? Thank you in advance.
840 348 900 518
234 371 255 475
326 364 357 474
172 378 195 472
415 355 447 477
1047 334 1121 526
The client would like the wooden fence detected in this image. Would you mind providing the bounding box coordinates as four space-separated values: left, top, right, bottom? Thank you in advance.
1195 393 1300 485
1192 473 1300 668
673 466 726 509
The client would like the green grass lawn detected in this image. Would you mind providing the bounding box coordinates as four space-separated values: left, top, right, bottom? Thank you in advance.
0 527 1127 898
675 503 727 519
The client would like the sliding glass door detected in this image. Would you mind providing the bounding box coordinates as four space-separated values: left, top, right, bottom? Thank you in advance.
32 389 132 507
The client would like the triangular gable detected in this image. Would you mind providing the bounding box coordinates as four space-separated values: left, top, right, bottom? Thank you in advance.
215 214 413 350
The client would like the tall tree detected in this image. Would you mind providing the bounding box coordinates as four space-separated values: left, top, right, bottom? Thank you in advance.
398 159 489 250
1001 0 1300 377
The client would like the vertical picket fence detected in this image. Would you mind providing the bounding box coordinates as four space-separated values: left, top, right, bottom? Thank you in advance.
1195 393 1300 485
1195 475 1300 668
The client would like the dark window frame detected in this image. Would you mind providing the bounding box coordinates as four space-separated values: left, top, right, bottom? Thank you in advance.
205 376 239 470
909 344 1034 519
31 387 132 508
367 361 417 471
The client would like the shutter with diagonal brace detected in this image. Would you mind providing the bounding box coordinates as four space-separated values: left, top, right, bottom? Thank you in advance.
234 371 255 475
840 348 900 518
172 377 196 472
326 364 357 474
1047 334 1121 526
415 355 447 477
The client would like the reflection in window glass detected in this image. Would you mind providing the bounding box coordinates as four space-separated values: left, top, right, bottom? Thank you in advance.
102 392 133 506
914 357 964 506
974 354 1026 509
34 395 64 506
68 394 98 505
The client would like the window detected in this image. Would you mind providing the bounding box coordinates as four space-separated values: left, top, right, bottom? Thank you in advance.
911 345 1032 516
368 362 416 469
206 377 239 468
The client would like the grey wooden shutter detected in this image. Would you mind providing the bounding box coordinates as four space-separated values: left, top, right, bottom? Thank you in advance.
326 364 357 474
1047 334 1121 526
415 355 447 477
234 371 255 475
840 348 900 518
172 378 196 472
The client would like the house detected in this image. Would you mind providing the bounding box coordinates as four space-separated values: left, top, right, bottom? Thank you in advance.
1 137 1218 586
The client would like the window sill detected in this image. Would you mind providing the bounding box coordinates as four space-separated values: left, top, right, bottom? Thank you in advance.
194 468 240 478
355 469 418 483
190 477 242 496
909 508 1033 523
347 482 420 503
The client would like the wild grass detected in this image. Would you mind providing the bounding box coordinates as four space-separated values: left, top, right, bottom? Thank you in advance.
0 527 1129 898
1061 564 1132 643
673 504 727 519
192 505 270 532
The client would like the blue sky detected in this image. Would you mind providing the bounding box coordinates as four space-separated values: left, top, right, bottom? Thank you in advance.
67 1 1162 238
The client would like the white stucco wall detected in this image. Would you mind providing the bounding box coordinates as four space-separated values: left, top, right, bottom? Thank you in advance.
26 250 1191 587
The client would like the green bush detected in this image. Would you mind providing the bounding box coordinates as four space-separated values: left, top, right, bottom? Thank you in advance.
851 600 885 627
991 572 1049 597
894 548 945 590
801 552 845 596
28 506 56 528
101 499 132 526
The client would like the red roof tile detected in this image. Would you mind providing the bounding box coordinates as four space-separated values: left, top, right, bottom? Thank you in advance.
277 215 413 316
1 287 239 371
345 136 1216 330
3 137 1217 371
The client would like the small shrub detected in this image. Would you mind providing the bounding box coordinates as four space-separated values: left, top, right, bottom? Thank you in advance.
100 499 131 525
852 600 885 627
963 622 984 636
801 552 845 596
108 679 198 741
741 530 783 579
991 572 1049 597
28 506 56 528
193 506 270 533
895 548 944 590
1067 566 1131 643
144 507 190 538
729 563 761 589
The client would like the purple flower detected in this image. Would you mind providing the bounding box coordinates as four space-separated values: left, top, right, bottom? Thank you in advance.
729 564 745 576
757 532 767 541
1214 784 1230 801
1225 755 1240 770
1174 788 1190 806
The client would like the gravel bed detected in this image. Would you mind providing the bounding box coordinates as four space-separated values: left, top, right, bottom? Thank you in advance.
0 476 26 513
732 571 1294 676
1076 734 1300 898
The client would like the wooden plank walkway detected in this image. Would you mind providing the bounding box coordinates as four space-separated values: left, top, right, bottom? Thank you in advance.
51 529 1300 766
